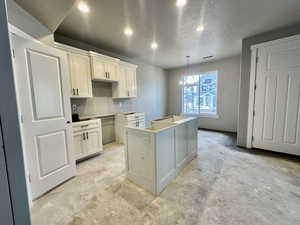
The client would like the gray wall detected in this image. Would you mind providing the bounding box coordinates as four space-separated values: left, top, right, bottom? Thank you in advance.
237 23 300 147
167 56 241 132
55 34 168 126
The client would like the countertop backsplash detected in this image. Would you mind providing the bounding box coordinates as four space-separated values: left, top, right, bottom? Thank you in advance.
71 82 135 117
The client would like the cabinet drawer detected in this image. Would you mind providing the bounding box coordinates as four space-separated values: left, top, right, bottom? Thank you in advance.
127 120 145 128
72 120 100 133
126 114 145 122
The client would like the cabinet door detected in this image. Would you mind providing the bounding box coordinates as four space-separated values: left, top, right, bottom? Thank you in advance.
175 124 188 168
107 62 119 81
118 65 127 97
84 129 103 155
73 132 85 160
91 57 107 80
126 67 137 97
187 121 198 157
68 53 92 97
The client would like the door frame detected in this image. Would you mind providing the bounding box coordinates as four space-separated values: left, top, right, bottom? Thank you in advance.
0 0 31 224
246 34 300 148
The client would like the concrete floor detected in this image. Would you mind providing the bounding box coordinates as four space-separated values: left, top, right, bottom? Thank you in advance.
31 130 300 225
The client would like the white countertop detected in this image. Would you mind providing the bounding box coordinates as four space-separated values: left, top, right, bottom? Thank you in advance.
78 111 137 121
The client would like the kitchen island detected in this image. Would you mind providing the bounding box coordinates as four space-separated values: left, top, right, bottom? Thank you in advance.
125 116 198 195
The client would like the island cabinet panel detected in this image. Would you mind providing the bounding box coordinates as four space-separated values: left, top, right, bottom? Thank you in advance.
175 123 189 171
155 128 176 193
126 129 156 194
125 116 198 195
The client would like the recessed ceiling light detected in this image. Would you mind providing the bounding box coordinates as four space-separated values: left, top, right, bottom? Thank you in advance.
196 25 204 32
176 0 187 7
78 2 90 13
124 27 133 37
151 42 158 50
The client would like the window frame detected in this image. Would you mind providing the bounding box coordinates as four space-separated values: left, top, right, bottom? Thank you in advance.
181 71 219 118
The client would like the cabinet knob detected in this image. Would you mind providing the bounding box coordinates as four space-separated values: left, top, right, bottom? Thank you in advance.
76 89 79 95
66 121 71 124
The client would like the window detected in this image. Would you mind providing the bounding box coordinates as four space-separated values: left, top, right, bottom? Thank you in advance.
182 72 218 116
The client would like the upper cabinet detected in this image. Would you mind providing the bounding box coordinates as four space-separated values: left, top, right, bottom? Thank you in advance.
54 43 138 99
89 51 120 82
112 61 137 99
55 43 92 98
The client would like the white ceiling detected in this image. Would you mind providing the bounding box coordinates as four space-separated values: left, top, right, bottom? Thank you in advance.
15 0 300 68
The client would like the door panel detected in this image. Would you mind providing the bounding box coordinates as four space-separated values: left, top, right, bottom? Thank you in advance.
253 38 300 155
12 35 76 199
284 76 300 144
27 49 64 120
37 130 68 177
262 76 277 141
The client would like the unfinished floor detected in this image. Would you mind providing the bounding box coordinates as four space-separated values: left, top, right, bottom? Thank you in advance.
31 130 300 225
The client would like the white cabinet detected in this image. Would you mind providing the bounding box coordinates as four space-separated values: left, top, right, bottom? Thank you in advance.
55 43 92 98
125 116 198 195
112 61 137 98
68 52 93 98
89 51 120 82
115 112 145 144
175 123 189 170
72 119 103 161
151 115 198 164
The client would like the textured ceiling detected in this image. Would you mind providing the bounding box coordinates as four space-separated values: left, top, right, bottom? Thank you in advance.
14 0 76 31
15 0 300 68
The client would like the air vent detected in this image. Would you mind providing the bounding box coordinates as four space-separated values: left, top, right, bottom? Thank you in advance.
203 55 213 59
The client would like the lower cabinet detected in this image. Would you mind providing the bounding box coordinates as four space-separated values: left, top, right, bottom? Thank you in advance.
125 117 198 195
72 119 103 161
175 123 189 170
115 112 145 144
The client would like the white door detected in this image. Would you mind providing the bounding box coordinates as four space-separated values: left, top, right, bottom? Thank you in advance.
253 37 300 155
12 35 76 199
68 52 92 97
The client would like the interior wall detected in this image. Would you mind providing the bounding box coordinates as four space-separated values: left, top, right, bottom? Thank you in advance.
237 22 300 147
55 34 168 126
166 56 241 132
6 0 54 45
